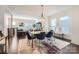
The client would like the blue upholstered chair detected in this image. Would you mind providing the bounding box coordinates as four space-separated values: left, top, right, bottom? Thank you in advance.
46 30 53 39
35 32 46 46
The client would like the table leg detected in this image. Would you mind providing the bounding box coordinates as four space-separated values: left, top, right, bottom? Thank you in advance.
5 37 7 54
32 39 33 48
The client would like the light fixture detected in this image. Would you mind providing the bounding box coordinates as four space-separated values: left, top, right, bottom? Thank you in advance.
39 5 45 22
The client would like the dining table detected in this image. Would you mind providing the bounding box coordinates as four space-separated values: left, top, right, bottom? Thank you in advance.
31 31 45 34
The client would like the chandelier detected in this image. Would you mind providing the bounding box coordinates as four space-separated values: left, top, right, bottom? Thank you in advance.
40 5 45 22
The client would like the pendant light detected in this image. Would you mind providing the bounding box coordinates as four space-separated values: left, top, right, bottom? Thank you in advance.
40 5 45 22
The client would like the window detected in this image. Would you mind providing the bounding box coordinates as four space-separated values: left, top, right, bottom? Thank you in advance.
60 16 69 34
50 18 57 31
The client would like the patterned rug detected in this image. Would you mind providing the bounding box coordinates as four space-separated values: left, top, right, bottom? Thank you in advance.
53 38 70 49
41 42 59 54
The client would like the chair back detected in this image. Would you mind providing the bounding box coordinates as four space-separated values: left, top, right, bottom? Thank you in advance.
36 32 45 40
46 30 53 38
26 31 32 39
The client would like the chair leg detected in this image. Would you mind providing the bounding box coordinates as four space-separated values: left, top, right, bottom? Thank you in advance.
39 40 41 46
38 40 41 53
52 37 56 45
2 48 4 54
28 40 30 46
34 39 37 46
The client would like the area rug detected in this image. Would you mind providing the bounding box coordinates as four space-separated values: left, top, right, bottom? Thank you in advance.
53 38 70 49
42 42 59 54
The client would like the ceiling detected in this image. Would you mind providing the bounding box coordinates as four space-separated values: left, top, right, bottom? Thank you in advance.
8 5 72 19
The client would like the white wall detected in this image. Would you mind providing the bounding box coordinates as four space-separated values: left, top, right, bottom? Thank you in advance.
0 5 12 36
48 6 79 45
70 6 79 45
4 13 12 35
0 6 5 33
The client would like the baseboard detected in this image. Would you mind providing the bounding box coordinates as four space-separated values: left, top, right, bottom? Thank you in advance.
53 36 71 42
71 41 79 46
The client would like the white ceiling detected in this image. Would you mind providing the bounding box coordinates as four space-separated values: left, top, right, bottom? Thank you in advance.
8 5 72 19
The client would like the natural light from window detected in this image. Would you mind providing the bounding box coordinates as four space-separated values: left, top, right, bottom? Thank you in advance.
51 18 57 31
60 16 69 34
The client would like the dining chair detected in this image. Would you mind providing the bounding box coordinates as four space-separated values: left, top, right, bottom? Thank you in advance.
26 31 36 48
46 30 53 38
0 31 5 54
46 30 54 44
35 32 46 46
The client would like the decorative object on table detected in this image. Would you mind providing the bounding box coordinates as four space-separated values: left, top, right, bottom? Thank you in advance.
32 24 36 31
36 22 43 31
19 22 24 27
33 24 36 28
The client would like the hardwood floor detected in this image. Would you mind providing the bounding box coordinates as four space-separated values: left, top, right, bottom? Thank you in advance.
0 36 79 54
18 38 59 54
17 36 79 54
57 43 79 54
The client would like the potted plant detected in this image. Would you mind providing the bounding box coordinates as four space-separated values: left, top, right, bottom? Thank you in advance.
32 24 36 31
